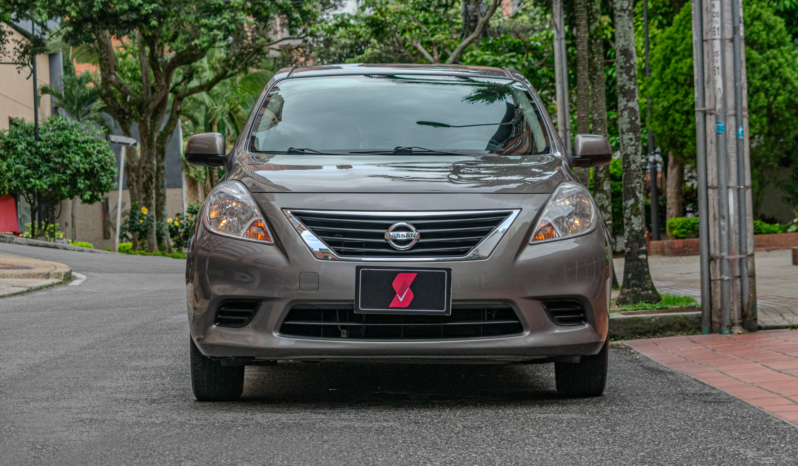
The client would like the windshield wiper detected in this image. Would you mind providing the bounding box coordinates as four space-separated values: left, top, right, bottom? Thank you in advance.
417 120 513 128
347 146 462 155
285 147 330 154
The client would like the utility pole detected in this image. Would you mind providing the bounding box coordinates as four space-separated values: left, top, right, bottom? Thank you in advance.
643 0 660 240
691 0 712 334
552 0 572 149
693 0 756 333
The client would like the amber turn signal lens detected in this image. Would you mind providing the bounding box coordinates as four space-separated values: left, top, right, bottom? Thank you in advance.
244 219 272 242
532 222 558 241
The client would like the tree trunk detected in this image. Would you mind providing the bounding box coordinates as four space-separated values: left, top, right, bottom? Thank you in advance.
155 148 168 252
137 121 158 252
614 0 660 305
666 153 684 238
574 0 591 187
587 0 618 288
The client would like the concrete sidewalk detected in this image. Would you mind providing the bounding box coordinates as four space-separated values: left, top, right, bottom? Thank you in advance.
614 250 798 329
0 252 71 297
628 331 798 426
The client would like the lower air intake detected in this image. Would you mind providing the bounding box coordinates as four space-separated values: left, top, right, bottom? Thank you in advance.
214 300 261 328
280 303 523 340
542 299 587 326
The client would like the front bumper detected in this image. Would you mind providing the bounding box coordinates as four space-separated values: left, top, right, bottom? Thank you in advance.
187 193 611 362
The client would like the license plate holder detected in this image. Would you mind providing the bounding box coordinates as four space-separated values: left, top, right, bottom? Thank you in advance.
355 266 452 315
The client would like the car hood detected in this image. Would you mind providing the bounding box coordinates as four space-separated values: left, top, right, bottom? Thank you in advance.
231 153 569 194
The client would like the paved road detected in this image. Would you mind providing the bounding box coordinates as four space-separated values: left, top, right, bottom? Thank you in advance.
2 243 797 465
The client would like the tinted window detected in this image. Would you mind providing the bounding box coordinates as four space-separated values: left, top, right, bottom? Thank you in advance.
249 75 550 155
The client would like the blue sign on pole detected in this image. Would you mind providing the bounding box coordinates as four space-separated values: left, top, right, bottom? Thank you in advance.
737 126 744 138
716 121 726 134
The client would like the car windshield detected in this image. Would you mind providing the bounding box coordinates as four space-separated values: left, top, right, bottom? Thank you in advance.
249 75 551 155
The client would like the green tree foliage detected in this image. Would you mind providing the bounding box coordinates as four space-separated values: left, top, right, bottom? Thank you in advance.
0 156 7 196
744 0 798 214
460 5 557 113
1 0 332 251
0 118 117 238
314 0 501 65
645 4 695 164
646 0 798 216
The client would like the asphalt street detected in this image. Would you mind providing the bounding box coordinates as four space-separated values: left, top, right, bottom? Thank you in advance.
1 242 797 465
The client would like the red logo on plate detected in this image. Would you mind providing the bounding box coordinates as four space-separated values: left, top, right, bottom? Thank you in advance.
389 273 417 308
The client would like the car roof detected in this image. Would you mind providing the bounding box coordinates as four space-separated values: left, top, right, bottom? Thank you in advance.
273 63 527 83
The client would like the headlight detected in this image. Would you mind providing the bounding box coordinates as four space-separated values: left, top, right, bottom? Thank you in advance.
530 182 596 243
204 181 274 243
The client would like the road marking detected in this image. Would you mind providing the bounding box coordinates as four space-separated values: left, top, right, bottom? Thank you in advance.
69 272 87 286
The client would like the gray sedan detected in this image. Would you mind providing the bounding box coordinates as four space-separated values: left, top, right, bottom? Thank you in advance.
184 64 613 401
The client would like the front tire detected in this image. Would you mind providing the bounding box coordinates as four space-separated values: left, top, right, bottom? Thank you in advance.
555 339 608 397
190 338 245 401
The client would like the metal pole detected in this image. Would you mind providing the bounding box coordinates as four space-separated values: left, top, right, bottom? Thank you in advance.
115 147 127 253
558 10 572 149
31 24 40 142
692 0 712 334
644 0 660 240
552 0 567 144
731 0 749 330
712 0 732 334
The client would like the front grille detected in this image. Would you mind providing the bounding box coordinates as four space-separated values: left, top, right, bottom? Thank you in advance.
289 210 513 258
280 304 523 340
214 300 261 327
542 299 587 326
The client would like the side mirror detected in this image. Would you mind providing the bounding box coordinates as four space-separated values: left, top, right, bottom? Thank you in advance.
185 133 227 167
572 134 612 168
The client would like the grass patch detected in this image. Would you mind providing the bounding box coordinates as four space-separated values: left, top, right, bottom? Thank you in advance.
123 250 187 259
106 247 187 259
612 293 699 313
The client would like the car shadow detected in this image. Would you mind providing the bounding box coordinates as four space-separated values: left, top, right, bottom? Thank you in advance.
237 362 569 406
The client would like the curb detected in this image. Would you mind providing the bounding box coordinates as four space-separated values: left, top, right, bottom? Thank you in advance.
609 310 701 339
0 275 72 298
0 235 119 254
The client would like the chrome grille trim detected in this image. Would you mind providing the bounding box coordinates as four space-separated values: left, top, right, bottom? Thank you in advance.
282 209 520 261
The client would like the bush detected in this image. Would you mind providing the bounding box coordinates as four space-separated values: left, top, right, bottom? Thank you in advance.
19 222 65 240
753 220 785 235
120 202 155 248
667 217 700 239
109 241 186 259
71 241 93 249
787 213 798 233
168 202 202 251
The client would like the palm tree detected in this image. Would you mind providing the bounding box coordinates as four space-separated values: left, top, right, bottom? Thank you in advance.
182 66 273 195
40 71 109 132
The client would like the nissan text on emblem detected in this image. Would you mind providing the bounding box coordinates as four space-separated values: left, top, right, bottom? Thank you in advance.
384 222 420 250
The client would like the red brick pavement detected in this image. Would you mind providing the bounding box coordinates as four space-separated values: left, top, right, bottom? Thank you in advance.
627 330 798 425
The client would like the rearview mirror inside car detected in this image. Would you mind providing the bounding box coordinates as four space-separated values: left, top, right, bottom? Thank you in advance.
186 133 227 167
571 134 612 168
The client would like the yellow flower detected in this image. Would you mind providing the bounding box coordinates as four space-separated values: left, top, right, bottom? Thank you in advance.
167 218 173 223
174 221 179 226
141 207 148 215
139 220 143 223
